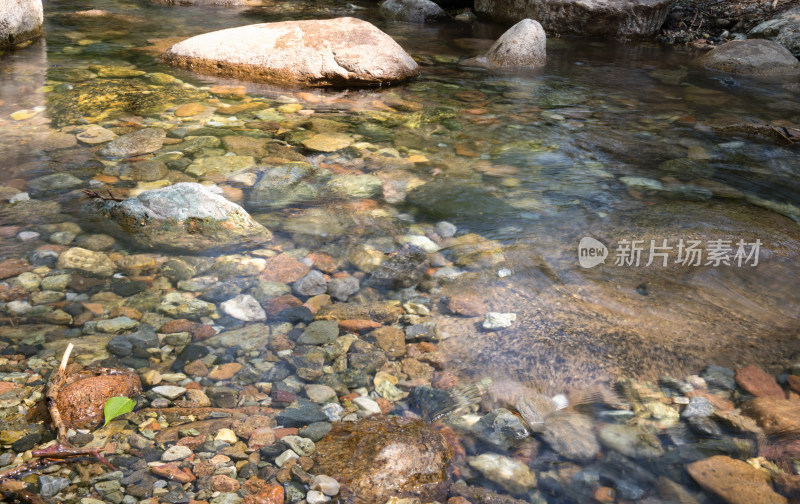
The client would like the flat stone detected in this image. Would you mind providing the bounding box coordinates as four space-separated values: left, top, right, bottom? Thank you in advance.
540 412 600 463
97 128 166 158
687 455 787 504
482 312 516 330
302 133 353 152
39 475 71 498
162 445 193 461
185 156 256 177
75 125 117 145
220 294 266 322
741 397 800 435
735 365 785 399
162 18 419 86
152 385 187 400
175 102 205 117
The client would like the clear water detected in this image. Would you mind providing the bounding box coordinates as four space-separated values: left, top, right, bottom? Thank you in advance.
2 0 800 501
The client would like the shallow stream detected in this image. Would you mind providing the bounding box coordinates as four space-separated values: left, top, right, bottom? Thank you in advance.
1 0 800 502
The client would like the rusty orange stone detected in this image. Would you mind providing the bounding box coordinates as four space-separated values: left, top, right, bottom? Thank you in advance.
338 319 382 333
151 463 196 483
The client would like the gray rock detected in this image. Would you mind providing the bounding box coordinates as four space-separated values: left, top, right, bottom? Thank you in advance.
541 413 600 462
327 276 359 301
282 435 316 456
434 221 457 238
249 164 318 210
598 423 663 459
39 475 70 498
474 0 671 38
152 385 187 400
299 422 333 442
163 18 419 86
299 320 339 345
96 316 138 333
107 334 133 356
324 174 382 199
702 39 800 77
98 128 166 158
27 173 82 193
88 182 272 253
681 396 715 418
749 7 800 58
474 408 530 449
276 399 329 427
0 0 42 49
702 365 736 391
379 0 447 23
162 445 193 461
293 270 328 297
467 19 546 68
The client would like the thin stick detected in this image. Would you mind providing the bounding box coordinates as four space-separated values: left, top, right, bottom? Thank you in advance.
59 343 73 372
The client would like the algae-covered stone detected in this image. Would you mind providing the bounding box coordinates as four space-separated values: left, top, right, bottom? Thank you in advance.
185 155 256 177
98 128 166 158
0 0 43 49
86 182 272 253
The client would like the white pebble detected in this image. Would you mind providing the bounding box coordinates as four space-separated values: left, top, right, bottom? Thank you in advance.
214 428 238 444
310 475 340 496
352 396 382 417
162 445 192 462
306 490 330 504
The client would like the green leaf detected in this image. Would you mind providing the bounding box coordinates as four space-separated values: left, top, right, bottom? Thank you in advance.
103 396 136 427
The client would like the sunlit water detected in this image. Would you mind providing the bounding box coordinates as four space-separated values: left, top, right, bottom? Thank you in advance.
1 0 800 500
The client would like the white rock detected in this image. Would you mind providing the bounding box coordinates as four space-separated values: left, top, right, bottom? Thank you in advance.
306 490 330 504
0 0 43 49
10 192 30 203
311 475 341 496
162 445 193 461
282 435 315 456
220 294 266 322
468 453 537 494
352 396 382 416
162 17 419 86
482 312 517 330
399 234 441 253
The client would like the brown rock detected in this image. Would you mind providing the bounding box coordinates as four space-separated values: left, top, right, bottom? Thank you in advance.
260 253 311 283
56 370 142 430
162 18 419 86
212 474 240 492
735 365 785 399
314 416 452 503
372 326 406 358
687 455 786 504
402 358 435 382
316 302 403 324
248 427 276 450
264 294 303 318
0 258 32 280
208 362 242 381
447 293 488 317
741 397 800 435
232 415 275 438
151 463 196 483
788 375 800 394
686 390 735 411
184 359 210 377
702 40 800 77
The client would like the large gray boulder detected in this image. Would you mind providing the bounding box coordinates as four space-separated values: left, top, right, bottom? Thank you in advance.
749 7 800 58
87 183 272 253
464 18 546 68
162 17 419 86
0 0 43 49
702 39 800 77
474 0 672 39
379 0 447 23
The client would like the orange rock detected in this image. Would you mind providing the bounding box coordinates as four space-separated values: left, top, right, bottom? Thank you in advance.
593 486 615 503
209 85 247 100
0 382 18 394
735 365 785 399
338 319 382 333
208 362 242 381
110 306 142 320
742 397 800 435
93 174 119 184
306 252 338 273
376 397 392 414
175 102 205 117
273 427 298 440
211 474 240 492
788 375 800 394
447 293 488 317
687 455 786 504
151 463 196 483
0 258 32 280
242 484 284 504
184 360 209 377
81 303 104 316
371 326 405 358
